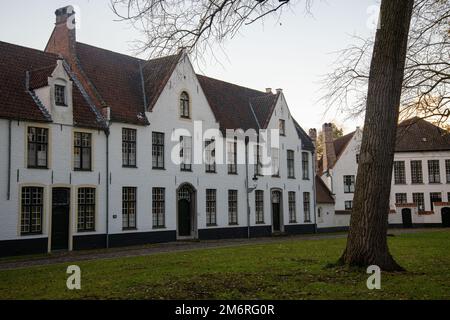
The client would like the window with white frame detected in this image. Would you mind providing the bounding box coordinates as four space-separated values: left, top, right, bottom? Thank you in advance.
27 127 48 169
123 187 137 230
78 188 95 232
395 193 407 205
206 189 217 226
411 160 423 184
394 161 406 184
279 119 286 136
255 190 265 224
343 175 355 193
180 91 190 118
74 132 92 171
428 160 440 183
271 148 280 177
228 190 238 225
227 139 237 174
21 187 43 235
289 192 297 223
180 136 192 171
205 139 216 173
152 132 165 169
152 188 165 228
345 201 353 211
413 193 425 212
55 84 66 106
122 128 137 167
303 192 311 222
430 192 442 210
287 150 295 178
302 152 310 180
445 160 450 183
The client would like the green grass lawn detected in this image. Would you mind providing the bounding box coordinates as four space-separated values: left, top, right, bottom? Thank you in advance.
1 230 449 300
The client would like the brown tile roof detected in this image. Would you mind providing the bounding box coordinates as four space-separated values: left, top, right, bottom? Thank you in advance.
0 41 104 129
334 132 356 159
75 42 181 125
315 176 335 204
396 117 450 152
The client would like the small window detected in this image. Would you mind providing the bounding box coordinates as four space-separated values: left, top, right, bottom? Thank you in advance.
21 187 44 235
55 85 66 106
227 139 238 174
413 193 425 212
343 175 355 193
123 187 137 230
206 189 217 226
345 201 353 211
254 144 262 176
255 190 265 224
180 92 190 118
152 132 165 169
395 193 407 205
74 132 92 171
287 150 295 178
205 139 216 173
228 190 238 225
152 188 165 228
180 136 192 171
27 127 49 169
122 128 137 167
302 152 310 180
279 120 286 136
289 192 297 223
78 188 96 232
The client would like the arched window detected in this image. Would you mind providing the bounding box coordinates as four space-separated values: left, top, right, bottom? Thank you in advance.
180 91 190 118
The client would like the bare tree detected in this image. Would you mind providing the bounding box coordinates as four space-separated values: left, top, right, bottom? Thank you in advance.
322 0 450 126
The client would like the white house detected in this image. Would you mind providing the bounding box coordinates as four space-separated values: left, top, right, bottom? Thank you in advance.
0 6 316 256
314 119 450 230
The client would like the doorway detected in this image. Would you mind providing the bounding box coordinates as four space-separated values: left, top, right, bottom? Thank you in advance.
272 190 283 233
51 188 70 251
401 208 413 229
177 184 197 239
442 207 450 228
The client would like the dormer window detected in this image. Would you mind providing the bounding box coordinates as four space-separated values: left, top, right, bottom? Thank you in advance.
55 84 66 106
180 91 190 119
279 120 286 136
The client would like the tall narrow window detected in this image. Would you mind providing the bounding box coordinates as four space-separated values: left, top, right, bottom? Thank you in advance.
122 128 137 167
228 190 238 225
279 120 286 136
446 160 450 183
205 139 216 173
55 84 66 106
410 160 423 184
21 187 43 235
289 192 297 223
395 193 407 205
254 144 262 176
180 136 192 171
152 132 165 169
356 154 360 164
78 188 95 232
152 188 165 228
180 91 190 118
271 148 280 177
413 193 425 212
302 152 310 180
227 139 237 174
122 187 137 230
343 175 355 193
394 161 406 184
287 150 295 178
255 190 265 224
428 160 440 183
303 192 311 223
430 193 442 210
74 132 92 171
27 127 48 168
206 189 217 226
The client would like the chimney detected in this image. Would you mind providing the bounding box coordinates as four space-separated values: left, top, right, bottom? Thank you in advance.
45 6 77 60
309 128 317 146
276 88 283 94
265 88 273 94
322 123 337 172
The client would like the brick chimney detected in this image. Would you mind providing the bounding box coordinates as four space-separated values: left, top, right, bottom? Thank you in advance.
309 128 317 146
45 6 77 60
322 123 337 171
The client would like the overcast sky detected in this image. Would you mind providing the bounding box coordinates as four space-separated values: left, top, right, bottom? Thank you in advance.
0 0 379 133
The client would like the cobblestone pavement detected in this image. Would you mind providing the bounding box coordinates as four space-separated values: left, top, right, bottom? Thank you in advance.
0 228 446 271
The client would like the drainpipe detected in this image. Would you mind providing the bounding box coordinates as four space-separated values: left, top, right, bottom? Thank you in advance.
312 150 318 234
245 137 251 239
106 129 110 248
7 120 12 201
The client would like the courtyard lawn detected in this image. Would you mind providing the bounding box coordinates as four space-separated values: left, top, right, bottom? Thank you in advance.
0 230 449 300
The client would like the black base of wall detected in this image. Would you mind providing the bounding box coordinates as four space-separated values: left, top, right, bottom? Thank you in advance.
284 224 316 235
73 234 107 251
389 223 444 229
108 230 177 248
198 226 273 240
0 238 48 257
317 226 349 233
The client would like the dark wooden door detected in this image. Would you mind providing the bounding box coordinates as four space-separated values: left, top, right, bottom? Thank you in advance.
51 188 70 251
402 208 413 229
178 199 191 237
442 208 450 228
272 191 281 232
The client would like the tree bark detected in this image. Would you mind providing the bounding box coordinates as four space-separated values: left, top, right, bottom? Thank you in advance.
340 0 414 271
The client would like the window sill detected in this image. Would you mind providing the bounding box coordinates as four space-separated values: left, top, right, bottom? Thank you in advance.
272 175 281 178
181 169 193 172
229 223 239 226
207 224 218 227
21 232 43 237
55 103 68 107
153 167 166 171
288 176 296 180
77 229 96 233
27 167 49 170
153 226 166 230
429 182 442 185
122 228 137 231
74 169 93 172
123 166 138 169
289 221 298 224
255 222 265 225
411 182 424 185
206 171 217 174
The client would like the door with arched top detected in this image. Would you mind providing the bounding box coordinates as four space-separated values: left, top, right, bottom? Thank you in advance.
272 190 282 232
177 185 196 238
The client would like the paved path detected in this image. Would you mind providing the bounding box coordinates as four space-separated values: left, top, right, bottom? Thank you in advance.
0 228 446 271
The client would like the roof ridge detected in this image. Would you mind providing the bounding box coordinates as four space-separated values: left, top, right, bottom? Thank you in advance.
0 40 59 58
196 74 271 97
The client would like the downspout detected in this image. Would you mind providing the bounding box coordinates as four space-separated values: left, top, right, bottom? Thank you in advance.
312 150 318 234
106 129 110 248
7 120 12 201
245 137 251 239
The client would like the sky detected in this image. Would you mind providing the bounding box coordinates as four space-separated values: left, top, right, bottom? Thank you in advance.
0 0 379 133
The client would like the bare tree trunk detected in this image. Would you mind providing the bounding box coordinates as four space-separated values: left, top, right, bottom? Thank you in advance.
340 0 414 271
